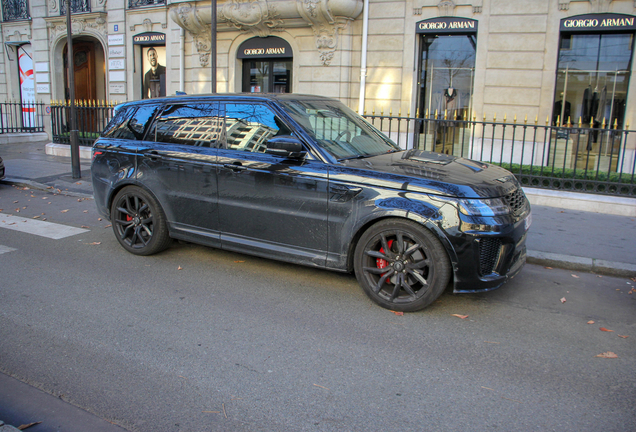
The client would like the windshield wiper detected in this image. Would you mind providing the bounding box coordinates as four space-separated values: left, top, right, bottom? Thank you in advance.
337 154 369 161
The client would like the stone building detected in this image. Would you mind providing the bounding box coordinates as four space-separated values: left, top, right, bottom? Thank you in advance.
2 0 636 138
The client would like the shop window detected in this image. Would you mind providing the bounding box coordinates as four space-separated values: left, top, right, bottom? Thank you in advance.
553 32 633 129
242 60 292 93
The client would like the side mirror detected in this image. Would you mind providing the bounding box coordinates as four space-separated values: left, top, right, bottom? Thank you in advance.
266 135 306 159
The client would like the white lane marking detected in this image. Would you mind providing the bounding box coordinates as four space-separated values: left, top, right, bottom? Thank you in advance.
0 213 89 239
0 245 17 255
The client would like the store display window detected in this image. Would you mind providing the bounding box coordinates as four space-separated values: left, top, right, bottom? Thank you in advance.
238 37 293 93
553 14 636 128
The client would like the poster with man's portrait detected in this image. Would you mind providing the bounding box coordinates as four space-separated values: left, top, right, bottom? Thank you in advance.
142 46 166 99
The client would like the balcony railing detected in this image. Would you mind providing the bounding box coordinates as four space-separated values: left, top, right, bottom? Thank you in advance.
59 0 90 15
2 0 30 21
128 0 165 9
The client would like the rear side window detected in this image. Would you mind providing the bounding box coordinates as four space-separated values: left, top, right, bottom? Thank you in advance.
102 104 160 140
150 103 221 147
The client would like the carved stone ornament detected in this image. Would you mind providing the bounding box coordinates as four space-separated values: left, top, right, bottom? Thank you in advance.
48 0 58 14
220 0 284 37
589 0 613 13
558 1 570 11
45 13 108 48
143 18 153 32
438 0 455 16
168 0 363 66
4 27 31 42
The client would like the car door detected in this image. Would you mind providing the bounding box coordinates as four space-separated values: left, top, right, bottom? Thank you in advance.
217 102 329 267
138 101 222 245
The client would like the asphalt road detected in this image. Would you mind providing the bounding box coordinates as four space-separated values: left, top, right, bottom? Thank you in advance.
0 184 634 431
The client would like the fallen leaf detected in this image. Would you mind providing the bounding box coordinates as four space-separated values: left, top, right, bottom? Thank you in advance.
451 314 469 319
32 216 40 219
571 274 579 278
61 209 69 213
595 351 617 359
83 210 88 213
81 225 89 228
17 422 42 430
587 320 595 324
105 224 112 228
391 311 404 316
234 260 245 263
98 218 102 221
544 266 553 269
178 266 183 270
89 242 101 245
600 327 614 332
313 383 330 390
560 297 566 303
618 335 629 338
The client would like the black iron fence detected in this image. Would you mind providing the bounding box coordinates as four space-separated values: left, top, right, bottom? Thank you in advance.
0 100 45 133
50 100 113 146
42 99 636 197
364 111 636 197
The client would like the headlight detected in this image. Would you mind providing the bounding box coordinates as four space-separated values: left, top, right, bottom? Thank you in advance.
458 198 510 217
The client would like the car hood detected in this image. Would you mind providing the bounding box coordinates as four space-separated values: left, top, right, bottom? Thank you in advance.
337 150 521 199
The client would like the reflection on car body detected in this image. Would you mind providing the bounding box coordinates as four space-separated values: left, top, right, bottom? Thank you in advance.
91 94 531 312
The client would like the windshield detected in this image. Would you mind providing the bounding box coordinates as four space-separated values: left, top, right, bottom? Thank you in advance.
279 99 401 160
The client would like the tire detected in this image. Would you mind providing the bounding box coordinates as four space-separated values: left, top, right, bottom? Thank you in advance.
110 186 171 256
354 219 451 312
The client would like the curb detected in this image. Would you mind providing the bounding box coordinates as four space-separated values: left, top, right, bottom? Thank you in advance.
527 250 636 278
0 421 21 432
0 178 93 199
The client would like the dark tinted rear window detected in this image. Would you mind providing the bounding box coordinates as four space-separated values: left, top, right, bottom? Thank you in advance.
102 104 160 140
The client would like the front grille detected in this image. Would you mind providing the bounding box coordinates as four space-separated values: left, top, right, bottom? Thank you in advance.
503 188 526 216
478 238 502 276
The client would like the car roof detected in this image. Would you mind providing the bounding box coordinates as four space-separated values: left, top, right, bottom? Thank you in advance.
116 93 338 107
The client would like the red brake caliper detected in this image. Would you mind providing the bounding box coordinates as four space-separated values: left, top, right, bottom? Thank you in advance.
376 239 394 282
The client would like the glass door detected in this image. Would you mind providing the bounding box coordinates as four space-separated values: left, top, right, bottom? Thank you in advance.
417 34 476 154
242 59 292 93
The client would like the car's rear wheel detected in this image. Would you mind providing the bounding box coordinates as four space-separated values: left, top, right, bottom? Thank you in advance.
354 219 451 312
111 186 171 256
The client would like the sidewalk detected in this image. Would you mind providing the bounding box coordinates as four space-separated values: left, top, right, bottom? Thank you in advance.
1 140 635 277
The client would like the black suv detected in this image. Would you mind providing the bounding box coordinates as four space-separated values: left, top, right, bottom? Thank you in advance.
91 94 531 311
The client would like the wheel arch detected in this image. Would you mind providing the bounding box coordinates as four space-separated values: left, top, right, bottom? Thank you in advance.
345 212 459 276
106 180 165 222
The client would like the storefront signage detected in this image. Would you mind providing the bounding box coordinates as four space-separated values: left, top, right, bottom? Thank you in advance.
109 46 125 58
237 36 293 59
133 32 166 45
560 14 636 32
416 17 478 34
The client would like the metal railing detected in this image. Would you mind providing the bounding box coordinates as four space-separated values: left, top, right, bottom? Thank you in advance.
0 101 45 133
2 0 30 21
363 111 636 197
43 100 636 197
128 0 165 8
51 100 113 146
59 0 90 15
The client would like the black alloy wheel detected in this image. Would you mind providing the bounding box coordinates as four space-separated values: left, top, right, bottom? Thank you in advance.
354 219 451 312
111 186 171 256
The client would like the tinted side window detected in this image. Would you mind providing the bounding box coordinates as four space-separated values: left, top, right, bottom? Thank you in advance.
151 103 221 147
102 104 160 140
101 105 133 138
223 103 290 153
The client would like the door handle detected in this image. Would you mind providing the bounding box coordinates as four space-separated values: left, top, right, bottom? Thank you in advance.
223 163 247 172
146 150 162 161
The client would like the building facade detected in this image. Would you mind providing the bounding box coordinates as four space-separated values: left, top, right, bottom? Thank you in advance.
2 0 636 138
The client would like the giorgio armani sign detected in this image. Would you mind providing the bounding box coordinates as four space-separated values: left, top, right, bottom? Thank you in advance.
416 17 478 34
560 14 636 32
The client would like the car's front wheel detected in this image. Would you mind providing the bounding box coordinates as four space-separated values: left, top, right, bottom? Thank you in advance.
354 219 451 312
111 186 171 256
